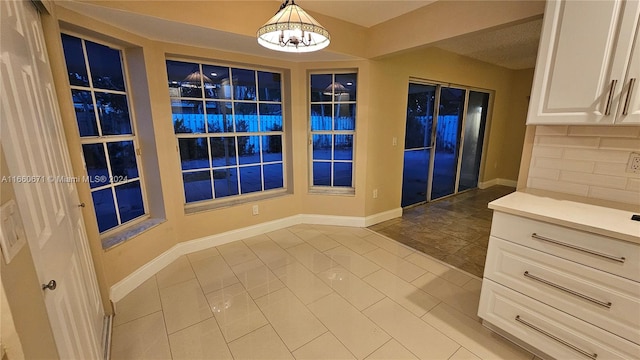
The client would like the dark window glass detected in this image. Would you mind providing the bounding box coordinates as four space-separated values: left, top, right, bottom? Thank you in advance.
334 162 353 187
168 60 285 203
309 73 356 188
92 189 118 232
259 103 282 132
263 163 283 190
210 137 237 167
237 136 260 165
310 74 332 102
82 143 109 188
232 68 256 100
213 168 239 198
240 166 262 193
85 41 125 91
335 73 357 101
234 102 258 132
262 135 282 162
72 90 98 136
178 138 209 170
202 65 231 99
258 72 281 101
62 34 146 233
115 181 144 223
107 141 138 179
334 135 353 160
172 100 204 134
61 34 89 87
334 103 355 130
205 101 233 133
183 171 213 203
95 92 132 135
310 104 332 130
313 162 331 186
166 60 202 98
313 135 331 160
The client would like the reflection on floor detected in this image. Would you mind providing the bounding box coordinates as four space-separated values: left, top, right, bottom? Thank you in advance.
369 186 514 278
111 223 534 360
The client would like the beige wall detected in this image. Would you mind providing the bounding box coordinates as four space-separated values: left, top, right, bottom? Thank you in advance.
0 146 59 360
364 48 533 214
35 3 534 297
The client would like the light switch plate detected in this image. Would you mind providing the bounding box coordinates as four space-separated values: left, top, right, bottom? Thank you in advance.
0 200 26 264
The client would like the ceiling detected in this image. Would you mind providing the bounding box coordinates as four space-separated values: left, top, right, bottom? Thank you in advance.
59 1 541 69
298 0 437 28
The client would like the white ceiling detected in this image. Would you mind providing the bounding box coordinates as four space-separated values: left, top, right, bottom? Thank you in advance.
59 1 541 69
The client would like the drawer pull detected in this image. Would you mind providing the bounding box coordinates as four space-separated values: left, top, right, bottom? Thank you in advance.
523 271 612 308
531 233 626 263
515 315 598 359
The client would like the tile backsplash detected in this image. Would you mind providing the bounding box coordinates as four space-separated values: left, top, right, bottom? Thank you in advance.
527 126 640 205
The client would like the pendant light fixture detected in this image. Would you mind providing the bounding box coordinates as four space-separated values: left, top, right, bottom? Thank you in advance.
257 0 330 53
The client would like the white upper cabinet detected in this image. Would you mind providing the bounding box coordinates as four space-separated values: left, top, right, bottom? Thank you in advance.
527 0 640 125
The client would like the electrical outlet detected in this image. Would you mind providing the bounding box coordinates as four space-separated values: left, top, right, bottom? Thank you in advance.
373 189 378 198
627 152 640 173
252 205 259 215
392 137 398 146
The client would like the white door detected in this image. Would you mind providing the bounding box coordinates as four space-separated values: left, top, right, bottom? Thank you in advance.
1 1 104 359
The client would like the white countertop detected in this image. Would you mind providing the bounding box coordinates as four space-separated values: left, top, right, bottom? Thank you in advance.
489 190 640 244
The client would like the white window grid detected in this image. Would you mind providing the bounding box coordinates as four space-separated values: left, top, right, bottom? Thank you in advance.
66 34 148 233
168 62 286 203
309 72 357 188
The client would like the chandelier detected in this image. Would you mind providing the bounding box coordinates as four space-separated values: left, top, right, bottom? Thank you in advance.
257 0 330 53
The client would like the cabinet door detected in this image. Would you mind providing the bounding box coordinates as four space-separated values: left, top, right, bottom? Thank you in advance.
616 18 640 124
527 0 628 125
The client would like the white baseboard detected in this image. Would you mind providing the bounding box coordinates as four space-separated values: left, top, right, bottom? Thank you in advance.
364 207 403 227
478 178 517 189
110 209 402 303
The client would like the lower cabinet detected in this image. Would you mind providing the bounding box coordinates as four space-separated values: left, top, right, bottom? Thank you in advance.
479 211 640 360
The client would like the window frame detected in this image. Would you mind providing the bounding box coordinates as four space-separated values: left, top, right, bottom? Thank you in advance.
61 31 150 235
165 57 288 209
308 70 357 194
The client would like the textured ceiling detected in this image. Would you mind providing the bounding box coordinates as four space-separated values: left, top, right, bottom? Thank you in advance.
434 19 542 70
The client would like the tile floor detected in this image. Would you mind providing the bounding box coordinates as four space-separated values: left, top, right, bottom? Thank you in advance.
111 222 535 360
369 186 514 277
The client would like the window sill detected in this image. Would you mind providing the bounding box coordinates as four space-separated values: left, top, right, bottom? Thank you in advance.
102 218 166 250
308 187 356 196
184 189 291 215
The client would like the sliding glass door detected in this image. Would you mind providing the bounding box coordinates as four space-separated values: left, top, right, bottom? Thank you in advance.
401 84 436 207
431 87 465 200
401 82 490 207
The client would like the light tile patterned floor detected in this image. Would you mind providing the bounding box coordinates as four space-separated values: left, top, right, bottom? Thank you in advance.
111 224 535 360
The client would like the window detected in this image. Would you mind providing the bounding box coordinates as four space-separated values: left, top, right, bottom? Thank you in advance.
61 34 146 233
166 60 285 204
309 72 357 188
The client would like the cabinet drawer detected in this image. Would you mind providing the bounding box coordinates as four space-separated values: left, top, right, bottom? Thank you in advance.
490 212 640 281
485 236 640 344
479 280 640 360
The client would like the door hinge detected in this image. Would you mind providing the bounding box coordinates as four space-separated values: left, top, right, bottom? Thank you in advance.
135 148 141 156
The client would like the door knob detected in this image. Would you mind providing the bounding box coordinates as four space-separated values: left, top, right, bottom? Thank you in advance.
42 280 57 291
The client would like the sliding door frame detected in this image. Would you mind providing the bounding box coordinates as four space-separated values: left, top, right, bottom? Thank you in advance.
404 78 495 204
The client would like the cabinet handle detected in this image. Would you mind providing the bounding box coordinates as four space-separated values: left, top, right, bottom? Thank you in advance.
622 78 636 115
604 79 617 116
531 233 625 263
515 315 598 359
523 271 612 308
